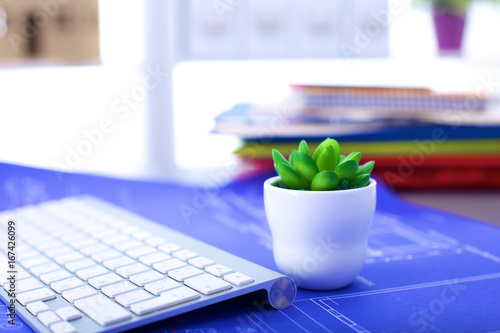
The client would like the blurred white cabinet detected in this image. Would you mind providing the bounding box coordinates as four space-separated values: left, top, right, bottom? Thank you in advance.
185 0 236 59
176 0 388 60
348 0 390 58
295 0 342 58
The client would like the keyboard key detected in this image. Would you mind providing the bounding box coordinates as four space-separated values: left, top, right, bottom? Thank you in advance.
51 277 84 294
46 246 74 258
101 281 138 298
121 225 139 234
85 225 108 235
17 267 31 280
76 265 109 281
57 231 82 242
103 256 135 270
69 237 98 249
126 245 157 259
185 274 232 295
91 249 122 263
116 263 149 278
108 219 127 228
153 259 187 274
144 279 181 296
158 243 181 254
224 272 254 286
27 301 50 315
55 306 82 321
27 235 53 246
15 278 44 293
21 257 50 269
81 243 110 255
17 249 40 260
62 286 98 303
38 311 61 327
94 229 119 240
40 269 72 285
65 258 96 273
88 273 123 289
114 239 142 252
31 262 61 277
133 231 153 240
34 240 63 252
130 286 200 316
139 252 171 266
102 234 130 246
172 249 198 261
144 236 167 247
16 243 35 253
205 264 233 277
50 321 77 333
75 294 132 327
189 256 215 269
17 288 56 305
54 252 84 265
129 270 164 287
168 266 204 282
115 289 155 308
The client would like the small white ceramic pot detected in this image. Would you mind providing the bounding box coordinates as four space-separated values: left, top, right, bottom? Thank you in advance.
264 176 376 290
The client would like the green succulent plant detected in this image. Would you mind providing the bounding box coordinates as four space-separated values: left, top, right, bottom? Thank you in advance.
272 138 375 191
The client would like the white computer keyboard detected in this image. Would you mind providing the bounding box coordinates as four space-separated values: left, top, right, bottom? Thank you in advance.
0 196 296 333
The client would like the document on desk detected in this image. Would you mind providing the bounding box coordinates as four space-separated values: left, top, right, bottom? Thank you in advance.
1 162 499 333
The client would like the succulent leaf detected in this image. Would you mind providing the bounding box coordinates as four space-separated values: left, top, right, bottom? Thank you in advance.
344 151 362 164
356 161 375 176
316 145 339 172
278 163 310 190
272 149 290 174
311 171 339 191
339 154 346 164
289 149 299 166
298 140 310 156
333 160 358 182
349 174 371 188
312 138 340 163
294 152 319 184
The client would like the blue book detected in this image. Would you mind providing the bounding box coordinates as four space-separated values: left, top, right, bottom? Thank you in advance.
243 123 500 143
214 104 500 140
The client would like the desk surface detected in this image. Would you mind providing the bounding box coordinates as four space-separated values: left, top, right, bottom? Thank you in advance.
1 162 499 333
400 190 500 226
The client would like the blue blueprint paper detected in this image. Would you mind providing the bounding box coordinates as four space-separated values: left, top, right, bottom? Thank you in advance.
0 162 499 333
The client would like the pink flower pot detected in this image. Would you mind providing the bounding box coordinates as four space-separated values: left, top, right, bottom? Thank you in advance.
433 6 466 54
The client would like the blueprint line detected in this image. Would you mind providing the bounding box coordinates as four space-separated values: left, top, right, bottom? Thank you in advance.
289 303 334 333
240 306 277 333
312 299 371 333
278 309 311 333
297 272 500 302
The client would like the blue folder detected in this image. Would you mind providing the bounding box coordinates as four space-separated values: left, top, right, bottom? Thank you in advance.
215 104 500 141
1 162 499 332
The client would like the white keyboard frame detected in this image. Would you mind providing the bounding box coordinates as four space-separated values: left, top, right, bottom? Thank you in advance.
0 195 296 333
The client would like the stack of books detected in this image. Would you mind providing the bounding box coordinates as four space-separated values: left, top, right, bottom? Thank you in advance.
214 85 500 189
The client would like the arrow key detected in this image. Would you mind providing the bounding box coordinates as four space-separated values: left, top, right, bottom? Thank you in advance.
184 274 232 295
